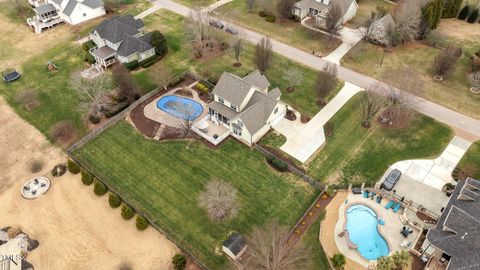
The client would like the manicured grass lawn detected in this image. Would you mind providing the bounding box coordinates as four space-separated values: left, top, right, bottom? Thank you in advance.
138 10 341 117
307 92 453 184
457 141 480 179
259 131 287 148
72 121 318 269
347 0 394 28
342 42 480 119
172 0 214 7
301 214 330 270
214 0 341 56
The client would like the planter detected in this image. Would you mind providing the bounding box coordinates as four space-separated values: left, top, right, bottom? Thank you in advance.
470 87 480 94
433 75 443 81
233 62 242 67
286 86 295 93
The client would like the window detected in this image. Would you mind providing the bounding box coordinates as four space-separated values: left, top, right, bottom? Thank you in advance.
218 97 224 104
230 104 237 111
233 129 242 136
274 107 278 114
237 120 243 127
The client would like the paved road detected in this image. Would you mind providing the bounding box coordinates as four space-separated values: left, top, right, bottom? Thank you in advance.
146 0 480 140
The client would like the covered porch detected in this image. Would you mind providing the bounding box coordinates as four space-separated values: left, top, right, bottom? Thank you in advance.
90 46 118 68
27 4 63 34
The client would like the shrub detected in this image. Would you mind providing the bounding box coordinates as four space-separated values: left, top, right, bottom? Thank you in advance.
81 170 94 185
108 193 122 208
195 82 209 93
29 159 44 173
151 30 168 57
432 46 459 77
81 40 96 52
442 0 463 18
422 0 443 29
265 15 276 23
331 253 346 269
467 8 478 23
103 101 129 118
49 120 77 144
325 121 334 137
135 215 149 230
121 204 135 220
93 180 108 196
473 56 480 72
84 52 95 64
267 156 288 172
88 114 101 124
168 76 185 88
258 10 267 17
172 254 187 270
139 55 161 68
458 5 470 20
125 60 139 70
67 159 80 174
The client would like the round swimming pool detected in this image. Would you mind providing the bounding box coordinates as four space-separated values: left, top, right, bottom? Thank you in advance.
346 204 389 260
156 95 203 121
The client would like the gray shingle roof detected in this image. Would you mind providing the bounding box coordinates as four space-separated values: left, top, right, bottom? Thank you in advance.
93 15 143 44
294 0 355 16
92 46 116 59
243 70 271 90
34 3 57 15
212 72 254 107
63 0 77 16
426 178 480 270
238 90 279 135
83 0 104 9
223 233 246 256
51 0 63 6
117 34 153 57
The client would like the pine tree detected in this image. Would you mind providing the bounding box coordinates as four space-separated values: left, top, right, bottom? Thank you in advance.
458 5 470 20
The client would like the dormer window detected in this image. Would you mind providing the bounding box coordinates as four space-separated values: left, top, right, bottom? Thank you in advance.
219 97 224 104
230 104 237 111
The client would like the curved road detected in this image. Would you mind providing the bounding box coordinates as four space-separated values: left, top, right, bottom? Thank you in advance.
137 0 480 140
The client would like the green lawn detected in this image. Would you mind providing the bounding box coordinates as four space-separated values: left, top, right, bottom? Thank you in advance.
301 214 330 270
307 92 454 184
342 42 480 119
138 10 342 117
347 0 394 28
72 121 318 269
457 141 480 179
171 0 214 7
259 131 287 148
214 0 341 56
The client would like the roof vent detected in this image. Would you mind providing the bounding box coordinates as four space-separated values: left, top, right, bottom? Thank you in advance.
461 232 468 240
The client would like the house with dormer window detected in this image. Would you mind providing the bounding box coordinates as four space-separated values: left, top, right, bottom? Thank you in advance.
292 0 357 28
193 70 287 146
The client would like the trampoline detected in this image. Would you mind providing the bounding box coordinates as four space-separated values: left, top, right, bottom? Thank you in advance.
2 70 21 82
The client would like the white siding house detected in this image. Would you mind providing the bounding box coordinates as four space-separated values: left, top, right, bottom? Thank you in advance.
292 0 358 27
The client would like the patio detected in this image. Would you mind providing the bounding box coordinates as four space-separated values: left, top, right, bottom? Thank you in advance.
192 115 230 145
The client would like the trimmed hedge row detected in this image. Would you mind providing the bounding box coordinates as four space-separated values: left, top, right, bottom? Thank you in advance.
267 156 288 172
121 204 135 220
108 192 122 208
195 82 210 93
135 215 149 230
81 169 94 185
93 180 108 196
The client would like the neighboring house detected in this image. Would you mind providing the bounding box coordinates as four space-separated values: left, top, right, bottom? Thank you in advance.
193 70 287 146
368 14 395 45
292 0 357 28
421 178 480 270
27 0 105 34
89 15 156 68
222 233 247 260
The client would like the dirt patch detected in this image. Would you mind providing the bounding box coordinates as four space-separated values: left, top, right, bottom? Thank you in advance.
377 107 411 129
174 88 193 97
195 40 227 62
436 18 480 43
0 96 179 269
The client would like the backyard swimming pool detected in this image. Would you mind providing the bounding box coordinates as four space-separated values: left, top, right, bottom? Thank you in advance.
156 95 203 121
346 204 389 260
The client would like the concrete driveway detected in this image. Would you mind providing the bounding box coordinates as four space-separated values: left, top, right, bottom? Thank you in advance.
274 82 363 163
323 27 363 64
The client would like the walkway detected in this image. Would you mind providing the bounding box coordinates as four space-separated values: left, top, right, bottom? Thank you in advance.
274 83 363 163
136 0 480 140
388 136 472 190
323 27 363 64
203 0 233 12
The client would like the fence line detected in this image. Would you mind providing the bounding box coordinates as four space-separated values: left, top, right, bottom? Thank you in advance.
254 144 324 189
67 154 209 270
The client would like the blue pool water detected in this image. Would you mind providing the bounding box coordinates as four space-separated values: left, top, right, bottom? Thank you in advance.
156 95 203 121
346 204 389 260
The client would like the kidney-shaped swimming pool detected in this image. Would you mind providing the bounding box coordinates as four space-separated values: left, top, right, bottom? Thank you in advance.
156 95 203 121
346 204 389 260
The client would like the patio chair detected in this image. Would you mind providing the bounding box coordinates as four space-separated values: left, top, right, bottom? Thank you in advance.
393 203 402 213
385 200 395 209
376 196 383 204
370 192 376 199
363 191 369 198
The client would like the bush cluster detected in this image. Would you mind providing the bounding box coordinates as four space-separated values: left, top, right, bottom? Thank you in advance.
108 193 122 208
135 215 149 230
81 170 94 185
103 101 129 118
151 30 168 57
172 254 187 270
458 5 470 20
93 180 108 196
467 8 479 23
84 53 95 64
125 60 139 70
88 114 101 124
258 10 267 17
139 55 161 68
265 15 276 23
67 159 80 174
267 156 288 172
195 82 209 93
81 40 96 52
121 204 135 220
442 0 463 18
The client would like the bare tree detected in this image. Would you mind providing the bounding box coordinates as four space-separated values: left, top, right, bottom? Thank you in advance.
432 46 458 79
157 65 174 91
359 12 380 44
255 36 274 75
246 0 256 13
174 102 197 137
246 221 311 270
198 179 238 220
383 68 424 121
325 2 343 46
70 74 114 117
231 36 244 67
361 86 385 128
277 0 295 20
391 0 422 46
283 67 304 92
185 10 212 57
316 63 338 105
112 63 139 104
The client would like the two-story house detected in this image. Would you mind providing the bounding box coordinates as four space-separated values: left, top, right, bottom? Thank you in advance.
88 15 156 68
292 0 357 28
27 0 105 34
368 14 395 45
196 70 287 146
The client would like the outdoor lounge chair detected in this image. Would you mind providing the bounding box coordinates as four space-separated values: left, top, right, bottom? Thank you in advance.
370 192 376 199
376 196 383 204
363 191 369 198
393 203 402 213
385 200 395 209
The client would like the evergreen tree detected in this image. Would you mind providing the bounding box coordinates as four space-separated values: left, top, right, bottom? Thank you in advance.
442 0 463 18
458 5 470 20
422 0 443 29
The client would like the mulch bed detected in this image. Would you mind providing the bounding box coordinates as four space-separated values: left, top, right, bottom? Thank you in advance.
174 88 193 98
130 78 195 138
195 40 227 62
377 108 411 129
286 87 295 93
288 193 334 244
300 115 311 124
285 110 297 121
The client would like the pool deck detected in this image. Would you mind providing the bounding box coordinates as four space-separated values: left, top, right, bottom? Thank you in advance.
333 192 419 268
143 84 208 128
